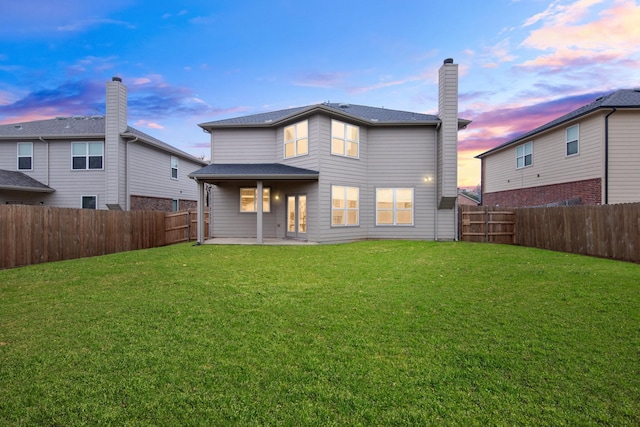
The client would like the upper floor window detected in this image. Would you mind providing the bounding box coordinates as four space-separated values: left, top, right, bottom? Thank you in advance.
376 188 414 226
240 188 271 213
171 156 178 179
516 141 532 169
566 125 579 156
72 142 103 170
284 120 308 158
331 120 359 158
17 142 33 170
332 185 359 226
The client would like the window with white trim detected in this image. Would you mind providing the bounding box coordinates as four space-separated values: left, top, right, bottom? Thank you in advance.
18 142 33 170
240 188 271 213
331 185 359 226
376 188 414 226
516 141 532 169
81 195 97 209
72 142 103 170
171 156 178 179
172 199 179 212
566 125 579 156
331 120 359 158
284 120 308 158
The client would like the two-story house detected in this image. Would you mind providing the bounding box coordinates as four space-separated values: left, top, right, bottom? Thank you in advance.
476 89 640 207
0 77 206 211
189 59 469 244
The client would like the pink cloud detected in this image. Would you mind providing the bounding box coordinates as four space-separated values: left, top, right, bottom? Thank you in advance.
134 119 164 130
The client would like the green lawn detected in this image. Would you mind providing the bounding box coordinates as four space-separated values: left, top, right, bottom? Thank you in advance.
1 241 639 426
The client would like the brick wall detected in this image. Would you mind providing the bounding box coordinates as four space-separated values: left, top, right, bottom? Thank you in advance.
130 195 197 212
483 178 602 207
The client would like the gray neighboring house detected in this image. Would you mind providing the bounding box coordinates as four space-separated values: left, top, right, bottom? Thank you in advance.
0 77 206 211
476 89 640 207
189 59 470 244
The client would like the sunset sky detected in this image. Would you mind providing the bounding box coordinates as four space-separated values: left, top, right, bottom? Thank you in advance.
1 0 638 188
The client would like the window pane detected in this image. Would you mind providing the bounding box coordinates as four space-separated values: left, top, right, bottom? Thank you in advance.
88 142 103 156
297 138 308 155
397 211 413 225
296 121 308 138
567 140 578 155
82 196 96 209
18 143 32 156
567 126 578 141
347 125 358 141
73 157 86 169
346 187 358 209
347 141 358 157
72 143 86 156
396 189 413 209
332 138 344 155
332 120 344 137
18 157 32 170
346 210 358 225
89 156 103 169
524 154 532 166
240 188 255 212
377 211 393 225
284 126 294 142
332 186 344 208
332 210 345 226
262 188 270 213
377 189 393 208
171 168 178 179
285 142 295 158
172 200 178 211
171 156 178 168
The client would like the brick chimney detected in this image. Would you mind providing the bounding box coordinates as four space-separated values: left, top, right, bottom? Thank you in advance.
105 77 127 210
437 58 459 209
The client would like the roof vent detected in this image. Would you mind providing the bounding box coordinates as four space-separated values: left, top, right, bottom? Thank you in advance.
91 115 104 119
56 116 67 120
264 119 273 123
370 118 379 122
444 58 454 64
338 103 350 108
112 76 122 82
14 124 23 129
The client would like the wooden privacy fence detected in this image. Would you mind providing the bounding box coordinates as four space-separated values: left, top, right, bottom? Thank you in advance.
0 205 209 269
459 203 640 263
459 205 515 244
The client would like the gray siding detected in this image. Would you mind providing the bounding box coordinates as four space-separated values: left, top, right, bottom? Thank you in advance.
128 143 201 205
211 128 276 163
608 110 640 204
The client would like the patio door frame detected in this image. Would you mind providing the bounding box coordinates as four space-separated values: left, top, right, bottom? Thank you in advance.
286 194 307 239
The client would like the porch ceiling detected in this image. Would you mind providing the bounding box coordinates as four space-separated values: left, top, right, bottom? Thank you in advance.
188 163 319 181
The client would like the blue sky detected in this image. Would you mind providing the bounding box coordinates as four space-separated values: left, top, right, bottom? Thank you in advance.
1 0 638 187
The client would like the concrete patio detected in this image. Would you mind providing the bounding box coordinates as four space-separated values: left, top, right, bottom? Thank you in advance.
201 238 318 246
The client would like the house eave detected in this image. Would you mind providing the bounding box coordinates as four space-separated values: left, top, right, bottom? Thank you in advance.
0 184 55 193
189 173 319 181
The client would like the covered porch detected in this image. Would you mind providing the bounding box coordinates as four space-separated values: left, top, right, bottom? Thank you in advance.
189 163 319 244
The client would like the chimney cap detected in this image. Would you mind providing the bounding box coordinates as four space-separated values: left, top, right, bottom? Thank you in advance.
443 58 454 64
112 76 122 82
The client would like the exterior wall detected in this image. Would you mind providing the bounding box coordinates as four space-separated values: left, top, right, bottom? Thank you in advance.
211 182 278 238
211 128 276 163
366 126 438 240
482 113 605 206
128 142 201 208
483 178 601 207
105 80 128 208
608 110 640 204
130 195 196 211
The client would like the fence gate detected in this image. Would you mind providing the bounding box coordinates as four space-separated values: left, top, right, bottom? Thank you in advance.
459 205 515 244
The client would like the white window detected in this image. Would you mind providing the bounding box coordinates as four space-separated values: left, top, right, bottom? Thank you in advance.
72 142 103 170
331 120 359 158
376 188 414 226
240 188 271 213
566 125 579 156
81 195 97 209
284 120 308 158
172 199 179 211
516 141 532 169
332 185 359 226
17 142 33 170
171 156 178 179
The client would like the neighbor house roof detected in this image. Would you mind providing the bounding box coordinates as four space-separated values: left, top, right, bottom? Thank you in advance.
476 89 640 158
200 103 471 129
0 116 206 165
0 169 55 193
189 163 319 181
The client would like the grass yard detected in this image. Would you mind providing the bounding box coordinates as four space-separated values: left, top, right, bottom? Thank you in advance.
0 241 639 426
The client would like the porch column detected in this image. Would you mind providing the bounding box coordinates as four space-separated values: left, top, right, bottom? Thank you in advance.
257 180 263 244
196 178 205 244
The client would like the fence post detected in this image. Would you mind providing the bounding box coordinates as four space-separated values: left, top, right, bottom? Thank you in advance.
485 206 489 242
187 210 191 243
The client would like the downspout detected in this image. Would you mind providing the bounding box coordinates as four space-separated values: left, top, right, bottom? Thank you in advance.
39 137 49 186
123 136 139 211
604 108 616 205
434 122 441 241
